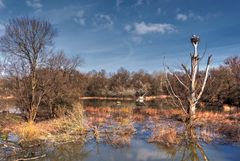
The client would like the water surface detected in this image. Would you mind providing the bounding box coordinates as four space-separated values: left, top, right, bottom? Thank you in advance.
41 139 240 161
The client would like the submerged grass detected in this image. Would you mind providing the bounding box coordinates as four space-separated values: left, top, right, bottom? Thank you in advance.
85 106 240 143
148 125 181 146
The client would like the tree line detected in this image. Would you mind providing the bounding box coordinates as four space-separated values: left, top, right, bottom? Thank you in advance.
81 55 239 105
0 17 239 122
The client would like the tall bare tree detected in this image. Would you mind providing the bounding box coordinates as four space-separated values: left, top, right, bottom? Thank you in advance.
188 35 212 121
165 35 212 125
0 17 56 121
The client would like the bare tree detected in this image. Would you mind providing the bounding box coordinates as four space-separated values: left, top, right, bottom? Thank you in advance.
165 35 212 125
39 51 83 117
224 56 240 83
0 17 56 122
188 35 212 121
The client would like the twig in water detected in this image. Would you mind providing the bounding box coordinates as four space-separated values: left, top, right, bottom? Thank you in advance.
15 154 46 161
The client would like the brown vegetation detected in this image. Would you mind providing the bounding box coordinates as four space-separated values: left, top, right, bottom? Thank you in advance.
0 17 239 161
0 103 86 147
0 17 56 122
0 17 83 122
149 127 181 146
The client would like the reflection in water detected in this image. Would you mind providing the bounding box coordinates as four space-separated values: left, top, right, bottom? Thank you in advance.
153 125 210 161
135 147 169 161
179 127 209 161
41 143 90 161
37 127 209 161
12 126 239 161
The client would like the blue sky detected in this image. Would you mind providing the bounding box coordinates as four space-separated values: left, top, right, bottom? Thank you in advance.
0 0 240 73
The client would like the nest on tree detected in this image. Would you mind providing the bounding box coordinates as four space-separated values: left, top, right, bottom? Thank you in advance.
191 35 200 44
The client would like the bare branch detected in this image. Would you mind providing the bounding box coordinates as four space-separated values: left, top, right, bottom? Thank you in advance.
181 64 191 80
173 73 189 91
197 55 212 101
165 64 189 91
165 72 188 115
165 81 181 108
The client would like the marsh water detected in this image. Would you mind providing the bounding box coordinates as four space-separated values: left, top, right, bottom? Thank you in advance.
2 133 240 161
34 138 240 161
2 100 240 161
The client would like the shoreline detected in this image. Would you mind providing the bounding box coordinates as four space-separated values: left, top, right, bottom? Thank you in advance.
79 95 170 101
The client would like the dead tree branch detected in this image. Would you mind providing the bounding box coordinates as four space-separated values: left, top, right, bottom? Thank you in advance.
197 55 212 101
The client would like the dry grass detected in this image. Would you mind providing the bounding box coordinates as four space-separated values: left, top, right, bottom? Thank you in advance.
13 103 87 143
85 106 113 114
85 106 240 143
84 106 136 147
53 102 85 135
196 111 240 142
17 121 47 142
217 124 240 142
118 107 133 114
141 108 158 116
85 106 100 113
196 112 240 126
148 126 180 146
105 125 135 148
43 103 87 143
99 107 112 113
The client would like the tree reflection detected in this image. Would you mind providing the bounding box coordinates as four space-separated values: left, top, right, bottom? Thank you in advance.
180 126 209 161
154 125 210 161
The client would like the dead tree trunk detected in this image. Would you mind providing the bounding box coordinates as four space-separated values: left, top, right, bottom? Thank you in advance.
188 35 212 124
188 37 199 122
165 35 212 125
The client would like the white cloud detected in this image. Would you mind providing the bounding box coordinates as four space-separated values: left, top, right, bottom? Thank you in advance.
74 10 86 26
176 13 188 21
176 11 207 22
26 0 42 11
93 14 114 30
0 0 5 8
126 22 176 35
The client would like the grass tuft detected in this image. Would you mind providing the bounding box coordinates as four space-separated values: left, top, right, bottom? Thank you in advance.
17 121 45 142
